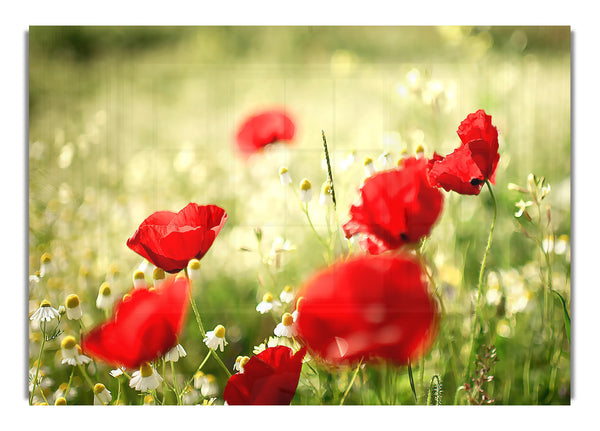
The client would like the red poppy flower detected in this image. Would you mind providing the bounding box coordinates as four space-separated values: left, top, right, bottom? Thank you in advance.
342 157 444 255
81 276 190 369
295 254 438 365
223 346 306 405
427 109 499 195
126 203 227 273
235 109 296 155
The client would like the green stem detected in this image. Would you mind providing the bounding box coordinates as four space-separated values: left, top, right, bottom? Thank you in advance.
210 349 232 378
407 360 418 404
29 320 47 404
77 363 95 391
465 180 497 383
340 359 363 405
64 366 75 399
170 361 180 404
190 297 206 338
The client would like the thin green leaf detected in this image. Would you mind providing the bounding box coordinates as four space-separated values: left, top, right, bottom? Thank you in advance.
552 289 571 343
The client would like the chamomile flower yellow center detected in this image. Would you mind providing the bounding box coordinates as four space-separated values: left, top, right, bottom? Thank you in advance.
279 167 288 175
54 397 67 405
284 285 292 293
133 270 145 280
363 156 373 166
240 356 250 368
282 313 294 326
300 178 312 191
415 144 424 155
153 268 165 280
100 283 111 296
41 253 51 263
61 336 77 350
40 299 51 308
321 182 332 194
214 325 226 339
263 292 274 303
188 259 201 270
65 294 80 308
140 362 154 378
93 383 106 395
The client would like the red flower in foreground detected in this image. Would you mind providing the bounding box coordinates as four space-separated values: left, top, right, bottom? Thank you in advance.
81 276 190 369
295 254 439 365
127 203 227 273
236 109 296 155
427 109 499 195
223 346 306 405
342 157 444 254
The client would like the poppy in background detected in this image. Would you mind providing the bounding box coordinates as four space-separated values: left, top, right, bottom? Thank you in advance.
427 109 500 195
295 254 439 365
343 157 444 255
81 276 190 369
223 346 306 405
236 109 296 155
127 203 227 273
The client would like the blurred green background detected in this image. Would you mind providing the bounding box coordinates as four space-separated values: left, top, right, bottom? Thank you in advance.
28 26 570 405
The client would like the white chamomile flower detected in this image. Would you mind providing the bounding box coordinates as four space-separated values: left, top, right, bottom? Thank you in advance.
138 259 155 280
93 383 112 405
201 374 219 398
193 371 207 390
96 282 115 310
203 324 228 352
109 368 125 378
65 294 82 320
129 362 163 392
299 178 312 203
152 267 165 289
363 157 376 177
132 270 146 289
187 259 201 281
60 336 91 366
274 313 297 338
164 344 187 362
279 167 292 186
40 253 53 277
256 292 281 314
378 151 393 168
233 356 250 373
319 181 333 206
279 285 295 304
30 299 60 322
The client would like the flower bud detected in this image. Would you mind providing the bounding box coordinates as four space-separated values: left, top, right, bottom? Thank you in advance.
299 179 312 203
65 294 82 320
279 167 292 186
319 181 333 206
363 157 376 177
187 259 201 281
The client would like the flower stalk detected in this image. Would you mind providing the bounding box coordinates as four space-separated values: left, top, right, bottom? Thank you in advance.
465 180 497 382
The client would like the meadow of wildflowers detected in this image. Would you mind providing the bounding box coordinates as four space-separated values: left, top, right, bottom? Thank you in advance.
28 26 571 406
